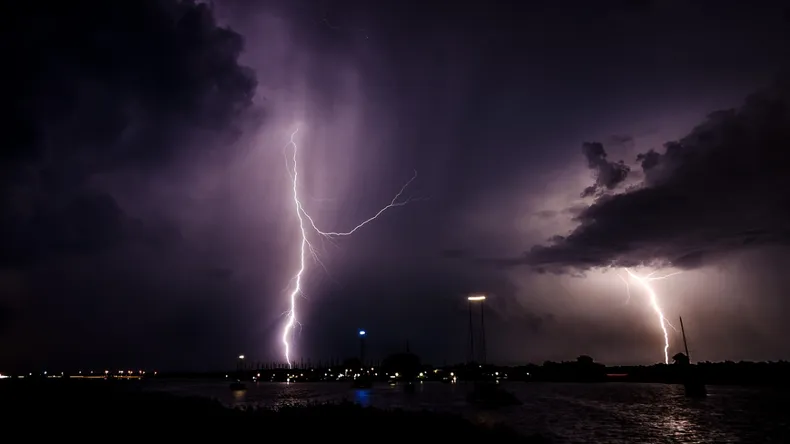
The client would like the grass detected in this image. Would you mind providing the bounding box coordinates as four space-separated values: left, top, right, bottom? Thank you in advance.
1 379 549 442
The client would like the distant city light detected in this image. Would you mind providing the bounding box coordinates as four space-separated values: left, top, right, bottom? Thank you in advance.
238 355 245 360
359 330 366 336
468 295 486 301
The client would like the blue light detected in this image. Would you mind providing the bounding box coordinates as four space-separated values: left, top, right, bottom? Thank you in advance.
359 330 366 336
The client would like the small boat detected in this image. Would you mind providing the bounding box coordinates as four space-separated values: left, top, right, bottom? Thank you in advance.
229 380 247 390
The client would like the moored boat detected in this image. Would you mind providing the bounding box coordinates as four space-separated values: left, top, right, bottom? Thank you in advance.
678 316 707 398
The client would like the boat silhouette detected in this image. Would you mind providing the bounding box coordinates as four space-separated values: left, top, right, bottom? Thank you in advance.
678 316 707 398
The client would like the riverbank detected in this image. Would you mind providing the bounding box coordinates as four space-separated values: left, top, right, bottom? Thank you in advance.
0 380 546 442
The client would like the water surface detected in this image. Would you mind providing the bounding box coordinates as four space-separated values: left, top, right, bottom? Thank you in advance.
149 381 788 443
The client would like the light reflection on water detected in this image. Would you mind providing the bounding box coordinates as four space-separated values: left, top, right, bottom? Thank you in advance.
148 381 789 443
353 388 371 407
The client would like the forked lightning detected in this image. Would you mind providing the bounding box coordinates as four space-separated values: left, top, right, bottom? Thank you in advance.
281 128 417 368
622 269 682 364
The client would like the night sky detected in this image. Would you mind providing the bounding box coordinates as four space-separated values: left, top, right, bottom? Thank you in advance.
3 0 790 372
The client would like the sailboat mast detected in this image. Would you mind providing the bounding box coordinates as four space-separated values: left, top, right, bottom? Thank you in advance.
679 316 691 363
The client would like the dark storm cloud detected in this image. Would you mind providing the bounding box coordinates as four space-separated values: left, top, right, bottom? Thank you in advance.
0 304 12 335
519 77 790 272
440 249 467 259
5 0 255 166
0 0 258 370
1 191 181 268
579 142 631 198
2 0 256 265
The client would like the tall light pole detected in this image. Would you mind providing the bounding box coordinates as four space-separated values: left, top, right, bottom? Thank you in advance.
467 301 475 363
467 295 486 365
480 299 486 365
236 354 245 381
359 329 366 367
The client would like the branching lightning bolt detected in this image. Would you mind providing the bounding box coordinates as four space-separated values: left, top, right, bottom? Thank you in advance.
617 274 632 304
281 127 418 368
622 268 682 364
301 173 417 237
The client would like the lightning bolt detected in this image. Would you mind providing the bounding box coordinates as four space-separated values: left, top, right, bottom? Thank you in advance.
617 273 631 304
622 268 681 365
281 127 418 368
301 173 417 237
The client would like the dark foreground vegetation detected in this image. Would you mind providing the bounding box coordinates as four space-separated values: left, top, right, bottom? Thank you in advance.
0 380 546 442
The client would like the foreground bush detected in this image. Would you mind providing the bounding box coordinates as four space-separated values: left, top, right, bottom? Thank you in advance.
0 380 548 442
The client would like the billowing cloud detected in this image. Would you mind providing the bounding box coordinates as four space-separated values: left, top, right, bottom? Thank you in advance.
2 0 257 267
516 76 790 272
0 0 259 370
579 142 631 198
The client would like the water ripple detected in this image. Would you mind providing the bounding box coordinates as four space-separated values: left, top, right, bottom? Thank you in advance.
148 381 789 443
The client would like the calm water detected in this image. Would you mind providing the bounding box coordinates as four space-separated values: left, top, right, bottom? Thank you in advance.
148 381 788 443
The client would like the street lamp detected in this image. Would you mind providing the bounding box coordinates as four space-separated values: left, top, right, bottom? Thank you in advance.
466 294 487 365
359 330 366 366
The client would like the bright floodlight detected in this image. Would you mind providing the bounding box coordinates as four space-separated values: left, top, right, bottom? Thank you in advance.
467 295 486 301
359 330 366 336
238 355 245 360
